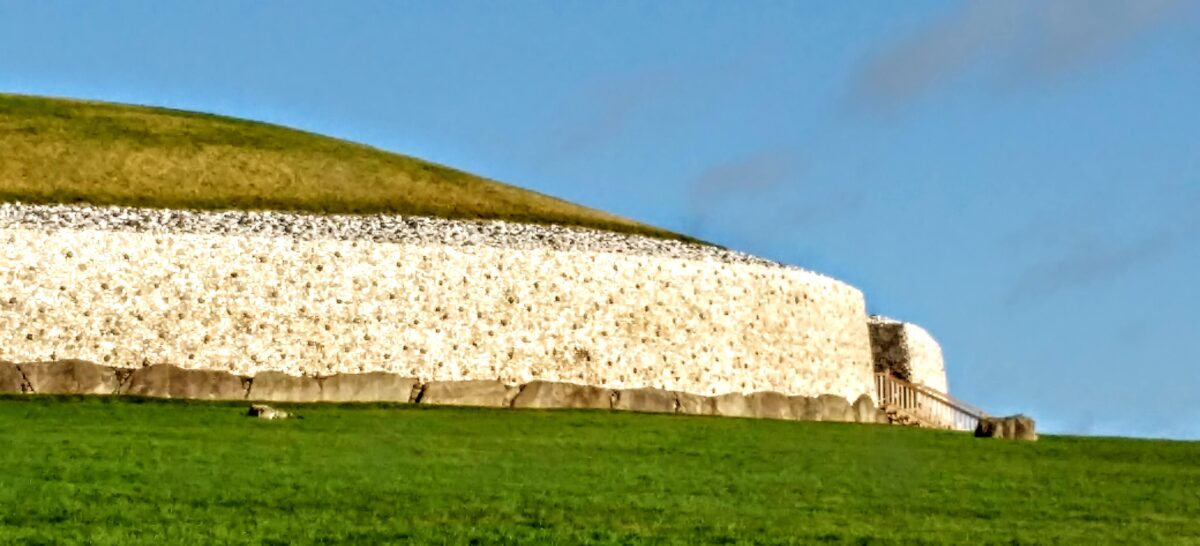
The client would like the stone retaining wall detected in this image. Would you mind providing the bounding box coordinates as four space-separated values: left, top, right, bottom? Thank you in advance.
0 204 878 402
0 360 885 423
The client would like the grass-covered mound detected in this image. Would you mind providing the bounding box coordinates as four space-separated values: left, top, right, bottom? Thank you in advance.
1 397 1196 544
0 93 684 240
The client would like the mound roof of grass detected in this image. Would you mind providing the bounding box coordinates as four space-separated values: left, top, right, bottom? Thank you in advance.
0 93 687 241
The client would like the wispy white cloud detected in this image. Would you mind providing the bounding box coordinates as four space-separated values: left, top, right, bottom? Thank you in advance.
849 0 1187 109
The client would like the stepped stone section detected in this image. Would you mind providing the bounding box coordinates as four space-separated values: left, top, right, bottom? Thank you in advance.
0 204 877 402
867 316 948 393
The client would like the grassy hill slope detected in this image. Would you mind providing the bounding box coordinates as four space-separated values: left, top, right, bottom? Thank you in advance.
1 397 1196 544
0 93 685 240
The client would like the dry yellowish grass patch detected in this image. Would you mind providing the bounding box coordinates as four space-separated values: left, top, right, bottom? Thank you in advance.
0 93 687 240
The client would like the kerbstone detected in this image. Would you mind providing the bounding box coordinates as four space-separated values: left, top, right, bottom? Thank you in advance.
511 381 613 410
19 360 118 395
320 373 420 403
789 396 822 421
852 394 884 424
613 388 678 414
747 391 793 420
420 380 516 407
248 371 322 402
0 361 26 393
816 394 856 423
121 364 247 400
711 393 755 418
675 392 715 416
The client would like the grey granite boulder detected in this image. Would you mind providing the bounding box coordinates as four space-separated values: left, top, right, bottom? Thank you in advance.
511 381 613 410
420 380 516 407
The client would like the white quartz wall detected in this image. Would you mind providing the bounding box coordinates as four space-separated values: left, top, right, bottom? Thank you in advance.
0 226 876 401
900 323 948 394
868 316 948 393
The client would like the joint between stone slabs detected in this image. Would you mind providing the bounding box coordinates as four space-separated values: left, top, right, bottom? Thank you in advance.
13 364 35 394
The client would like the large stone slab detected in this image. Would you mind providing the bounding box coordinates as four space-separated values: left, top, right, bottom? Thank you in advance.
815 394 856 423
675 392 715 416
121 364 247 400
852 394 887 424
789 396 822 421
613 388 678 414
19 360 118 395
420 380 516 407
711 392 755 418
0 361 28 393
975 415 1037 441
747 391 793 420
248 371 322 402
511 381 613 410
319 372 420 403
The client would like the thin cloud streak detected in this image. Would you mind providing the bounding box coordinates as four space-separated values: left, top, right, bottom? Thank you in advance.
1007 232 1177 304
849 0 1186 109
684 151 799 238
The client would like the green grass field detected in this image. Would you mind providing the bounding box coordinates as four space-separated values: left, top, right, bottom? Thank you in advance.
0 93 687 241
1 397 1196 545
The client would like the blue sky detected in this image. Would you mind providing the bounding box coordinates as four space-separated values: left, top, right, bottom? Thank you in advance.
2 1 1197 439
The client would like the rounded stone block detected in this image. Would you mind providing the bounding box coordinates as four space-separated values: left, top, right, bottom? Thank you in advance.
420 380 516 407
0 361 27 393
746 391 793 420
319 372 420 403
613 388 678 414
815 394 856 423
248 371 322 402
511 381 613 410
675 392 715 416
711 393 754 418
19 360 118 395
121 364 247 400
852 394 884 424
789 396 822 421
